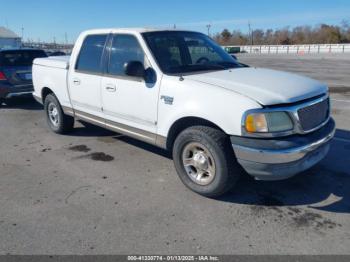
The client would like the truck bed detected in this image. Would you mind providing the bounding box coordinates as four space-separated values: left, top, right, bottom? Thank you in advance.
33 56 70 69
32 55 71 108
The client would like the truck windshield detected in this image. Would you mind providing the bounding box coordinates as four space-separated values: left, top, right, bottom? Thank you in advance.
142 31 243 74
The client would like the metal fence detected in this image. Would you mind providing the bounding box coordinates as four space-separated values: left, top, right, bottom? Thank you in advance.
224 44 350 54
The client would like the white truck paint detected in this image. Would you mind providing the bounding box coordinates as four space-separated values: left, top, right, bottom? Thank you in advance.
32 28 335 197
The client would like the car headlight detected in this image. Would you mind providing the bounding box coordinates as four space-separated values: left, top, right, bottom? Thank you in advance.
244 111 293 134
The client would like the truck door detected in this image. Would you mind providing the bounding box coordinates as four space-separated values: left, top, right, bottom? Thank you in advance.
68 34 108 119
100 34 160 142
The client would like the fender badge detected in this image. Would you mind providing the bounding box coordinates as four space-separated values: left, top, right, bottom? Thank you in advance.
161 96 174 105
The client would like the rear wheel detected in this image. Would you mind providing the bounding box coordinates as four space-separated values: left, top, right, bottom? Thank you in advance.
44 94 74 134
172 126 242 197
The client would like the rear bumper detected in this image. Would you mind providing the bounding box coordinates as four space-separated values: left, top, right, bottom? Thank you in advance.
231 118 336 180
0 83 33 99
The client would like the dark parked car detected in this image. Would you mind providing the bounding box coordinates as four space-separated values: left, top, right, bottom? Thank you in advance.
0 49 47 104
49 51 66 56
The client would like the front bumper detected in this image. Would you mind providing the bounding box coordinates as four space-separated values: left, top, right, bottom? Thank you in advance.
231 118 336 180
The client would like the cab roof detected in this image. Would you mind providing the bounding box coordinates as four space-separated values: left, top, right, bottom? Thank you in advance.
82 28 198 35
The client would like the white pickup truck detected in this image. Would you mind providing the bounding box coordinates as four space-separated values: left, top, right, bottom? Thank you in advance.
32 28 335 197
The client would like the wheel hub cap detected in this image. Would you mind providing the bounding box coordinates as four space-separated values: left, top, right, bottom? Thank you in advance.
182 142 216 186
48 103 59 126
193 152 209 171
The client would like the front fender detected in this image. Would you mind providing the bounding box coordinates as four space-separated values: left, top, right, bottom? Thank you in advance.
157 76 261 138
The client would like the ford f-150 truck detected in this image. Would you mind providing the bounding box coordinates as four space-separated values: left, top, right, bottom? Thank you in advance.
32 28 335 197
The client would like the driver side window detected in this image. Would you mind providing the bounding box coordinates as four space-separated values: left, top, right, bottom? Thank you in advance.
108 34 145 76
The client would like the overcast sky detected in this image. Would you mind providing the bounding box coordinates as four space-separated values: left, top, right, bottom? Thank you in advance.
1 0 350 43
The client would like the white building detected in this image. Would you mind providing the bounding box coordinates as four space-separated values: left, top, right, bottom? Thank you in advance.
0 27 21 49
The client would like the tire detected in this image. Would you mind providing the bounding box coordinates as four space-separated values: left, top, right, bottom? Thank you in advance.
44 94 74 134
173 126 242 198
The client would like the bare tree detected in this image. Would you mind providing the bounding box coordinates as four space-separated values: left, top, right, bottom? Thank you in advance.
252 29 264 45
231 30 249 45
221 29 232 44
213 23 350 45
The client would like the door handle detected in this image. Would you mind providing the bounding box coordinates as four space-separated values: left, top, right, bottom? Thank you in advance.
73 78 81 85
105 84 116 92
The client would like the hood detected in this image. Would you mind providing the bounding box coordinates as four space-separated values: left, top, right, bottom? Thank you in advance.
185 68 328 106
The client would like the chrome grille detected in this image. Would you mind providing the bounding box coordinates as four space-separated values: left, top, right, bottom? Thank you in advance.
298 98 329 131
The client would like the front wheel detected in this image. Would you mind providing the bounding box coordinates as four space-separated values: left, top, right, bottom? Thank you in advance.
44 94 74 134
172 126 242 197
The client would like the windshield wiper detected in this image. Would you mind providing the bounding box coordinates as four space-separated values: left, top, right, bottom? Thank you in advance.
194 64 227 71
167 64 226 74
217 61 249 68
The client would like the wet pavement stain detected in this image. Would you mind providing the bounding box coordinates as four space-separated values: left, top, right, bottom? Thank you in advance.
74 152 115 162
69 145 91 153
250 203 342 232
68 145 113 161
292 211 322 227
291 209 341 230
89 152 114 162
288 207 302 214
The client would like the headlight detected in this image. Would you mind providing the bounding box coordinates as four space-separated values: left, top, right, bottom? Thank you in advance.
244 111 293 133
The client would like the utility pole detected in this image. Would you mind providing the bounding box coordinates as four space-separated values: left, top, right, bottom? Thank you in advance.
248 22 253 46
173 24 176 29
21 26 24 40
65 32 68 45
206 24 211 36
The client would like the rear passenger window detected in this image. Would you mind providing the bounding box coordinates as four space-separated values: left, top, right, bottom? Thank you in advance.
75 34 107 73
108 34 145 76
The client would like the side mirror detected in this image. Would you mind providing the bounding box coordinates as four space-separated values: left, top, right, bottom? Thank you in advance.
124 61 145 78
